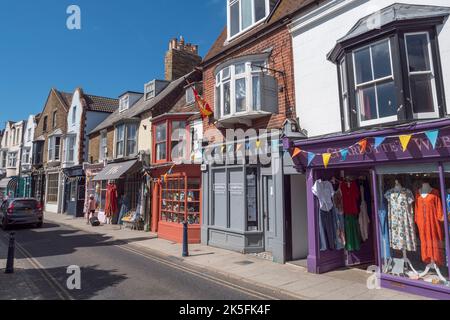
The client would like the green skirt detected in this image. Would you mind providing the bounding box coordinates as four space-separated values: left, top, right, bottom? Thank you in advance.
345 215 361 252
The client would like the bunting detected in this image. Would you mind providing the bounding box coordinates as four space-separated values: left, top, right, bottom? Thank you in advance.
399 135 412 152
307 153 316 167
292 147 301 158
340 149 349 162
322 153 332 169
425 130 439 149
374 137 385 149
358 139 368 154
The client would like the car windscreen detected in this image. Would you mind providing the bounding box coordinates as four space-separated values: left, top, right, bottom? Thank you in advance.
13 200 38 209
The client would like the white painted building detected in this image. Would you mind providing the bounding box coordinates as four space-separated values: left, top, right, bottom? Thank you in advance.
289 0 450 137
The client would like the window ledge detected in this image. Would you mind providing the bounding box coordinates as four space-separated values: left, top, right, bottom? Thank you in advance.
217 111 272 126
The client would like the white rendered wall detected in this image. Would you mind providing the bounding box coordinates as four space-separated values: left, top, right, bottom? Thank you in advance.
290 0 450 137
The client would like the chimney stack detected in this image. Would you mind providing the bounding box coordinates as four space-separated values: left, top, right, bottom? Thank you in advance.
165 36 202 82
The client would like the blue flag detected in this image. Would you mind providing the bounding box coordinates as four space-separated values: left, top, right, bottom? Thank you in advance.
374 137 385 149
307 153 316 167
341 149 349 161
425 130 439 149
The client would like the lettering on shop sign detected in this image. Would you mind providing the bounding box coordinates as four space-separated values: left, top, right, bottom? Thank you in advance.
326 134 450 160
213 184 226 194
229 183 244 195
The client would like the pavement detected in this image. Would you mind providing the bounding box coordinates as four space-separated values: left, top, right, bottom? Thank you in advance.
40 212 428 300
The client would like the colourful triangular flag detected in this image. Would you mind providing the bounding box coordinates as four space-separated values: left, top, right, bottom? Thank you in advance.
425 130 439 149
245 142 251 150
358 139 368 154
374 137 385 149
307 153 316 167
227 144 233 152
399 135 412 152
292 147 301 158
255 140 261 149
323 153 332 169
341 149 349 161
236 144 243 151
221 145 226 153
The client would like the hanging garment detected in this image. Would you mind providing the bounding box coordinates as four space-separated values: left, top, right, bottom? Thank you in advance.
378 203 391 260
359 185 371 242
312 180 335 212
385 188 417 252
415 189 445 266
333 188 346 249
340 181 361 216
345 215 361 252
318 209 328 252
105 183 118 218
117 194 130 225
320 209 337 251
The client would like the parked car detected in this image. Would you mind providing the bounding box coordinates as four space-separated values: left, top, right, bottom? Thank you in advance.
0 198 44 230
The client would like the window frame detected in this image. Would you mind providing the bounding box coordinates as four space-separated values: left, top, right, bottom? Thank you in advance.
119 96 130 113
337 26 446 132
72 106 77 125
48 135 61 162
227 0 271 41
22 147 31 165
99 130 108 161
7 152 17 168
65 135 76 163
114 122 138 159
215 60 266 119
153 118 190 164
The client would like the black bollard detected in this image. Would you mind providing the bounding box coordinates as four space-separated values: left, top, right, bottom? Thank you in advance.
182 221 189 257
5 232 15 274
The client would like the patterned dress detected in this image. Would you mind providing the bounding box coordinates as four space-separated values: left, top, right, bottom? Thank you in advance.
385 188 418 252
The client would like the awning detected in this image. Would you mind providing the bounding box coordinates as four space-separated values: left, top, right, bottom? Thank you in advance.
93 160 139 181
0 177 18 192
0 178 12 189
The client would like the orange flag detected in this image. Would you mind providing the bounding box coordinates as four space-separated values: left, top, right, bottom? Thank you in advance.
323 153 332 168
292 147 301 158
358 139 368 154
192 87 213 119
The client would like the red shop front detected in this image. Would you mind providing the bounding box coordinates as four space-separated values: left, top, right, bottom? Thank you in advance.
151 164 201 244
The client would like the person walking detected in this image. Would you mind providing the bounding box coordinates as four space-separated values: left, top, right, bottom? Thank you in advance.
87 194 97 225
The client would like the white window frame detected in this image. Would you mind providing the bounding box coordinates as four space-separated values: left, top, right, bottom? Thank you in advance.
99 130 108 161
339 58 350 131
22 148 31 164
404 32 439 120
0 151 7 168
7 152 17 168
115 123 138 158
227 0 271 41
119 96 130 113
145 83 155 101
48 135 61 162
215 60 266 119
352 38 397 127
72 106 77 125
65 135 76 163
27 128 32 142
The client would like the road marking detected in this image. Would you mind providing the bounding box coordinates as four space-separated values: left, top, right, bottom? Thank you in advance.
1 233 74 301
117 244 283 300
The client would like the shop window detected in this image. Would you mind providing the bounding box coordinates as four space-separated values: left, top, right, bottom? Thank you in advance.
70 181 77 201
47 174 59 203
160 174 200 225
377 164 449 286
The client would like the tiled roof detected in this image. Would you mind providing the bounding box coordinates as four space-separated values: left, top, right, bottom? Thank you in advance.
203 0 320 64
84 94 119 113
89 70 202 135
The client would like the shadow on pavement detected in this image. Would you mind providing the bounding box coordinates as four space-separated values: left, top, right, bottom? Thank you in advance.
1 223 152 259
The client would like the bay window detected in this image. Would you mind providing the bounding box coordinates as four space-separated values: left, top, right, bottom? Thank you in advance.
330 5 448 132
215 58 278 120
227 0 277 39
48 136 61 162
155 123 167 162
171 121 186 160
115 123 137 158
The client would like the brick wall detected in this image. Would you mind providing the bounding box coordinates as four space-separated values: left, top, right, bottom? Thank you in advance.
165 37 202 82
202 25 296 141
88 127 115 163
34 90 69 164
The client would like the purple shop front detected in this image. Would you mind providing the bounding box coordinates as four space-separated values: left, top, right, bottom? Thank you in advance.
285 119 450 299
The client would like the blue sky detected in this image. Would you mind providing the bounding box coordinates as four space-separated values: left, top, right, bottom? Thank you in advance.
0 0 226 127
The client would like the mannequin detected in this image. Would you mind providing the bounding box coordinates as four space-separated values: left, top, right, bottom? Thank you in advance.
417 182 447 283
385 179 419 276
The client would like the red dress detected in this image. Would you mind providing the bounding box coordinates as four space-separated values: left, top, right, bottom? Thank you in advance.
415 190 445 266
340 181 361 216
105 183 118 218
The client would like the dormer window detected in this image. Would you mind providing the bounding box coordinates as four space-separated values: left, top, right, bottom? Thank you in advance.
145 83 155 100
227 0 276 40
119 96 130 112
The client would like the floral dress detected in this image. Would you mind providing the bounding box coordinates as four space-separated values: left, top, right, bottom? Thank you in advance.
385 188 418 252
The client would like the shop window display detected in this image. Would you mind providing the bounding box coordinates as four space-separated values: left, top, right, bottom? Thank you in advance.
377 165 449 286
312 172 373 255
160 174 200 225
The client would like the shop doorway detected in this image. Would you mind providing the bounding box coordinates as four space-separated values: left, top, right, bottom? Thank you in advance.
263 175 276 255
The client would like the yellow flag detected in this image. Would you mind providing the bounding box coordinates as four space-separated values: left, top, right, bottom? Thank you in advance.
256 140 261 149
399 135 412 152
323 153 332 168
221 145 226 153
